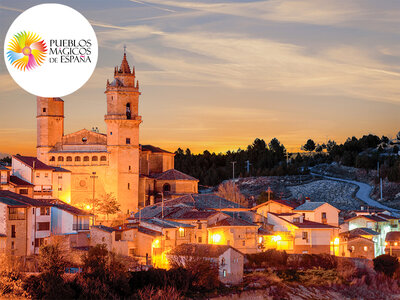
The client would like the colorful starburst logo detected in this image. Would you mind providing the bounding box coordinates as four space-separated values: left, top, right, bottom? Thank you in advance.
6 31 47 71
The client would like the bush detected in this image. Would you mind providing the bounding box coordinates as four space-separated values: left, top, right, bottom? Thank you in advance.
137 286 182 300
0 255 27 298
298 268 340 286
287 253 337 270
373 255 399 278
246 249 288 269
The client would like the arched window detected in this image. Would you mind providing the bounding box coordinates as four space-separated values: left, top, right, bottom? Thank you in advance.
92 156 98 161
66 156 72 162
100 156 107 161
50 156 55 161
75 156 81 162
83 156 89 162
126 103 131 119
163 183 171 192
58 156 64 162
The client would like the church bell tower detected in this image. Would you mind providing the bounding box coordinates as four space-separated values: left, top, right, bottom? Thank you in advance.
105 52 141 214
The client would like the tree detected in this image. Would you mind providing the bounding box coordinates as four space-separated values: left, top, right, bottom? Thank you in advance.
373 254 399 277
168 245 220 291
97 193 120 220
302 139 316 154
78 244 131 299
217 181 247 207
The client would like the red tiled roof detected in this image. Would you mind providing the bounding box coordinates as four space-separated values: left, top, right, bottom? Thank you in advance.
40 199 92 216
152 169 198 181
209 217 257 228
378 214 399 220
253 199 299 210
0 190 50 207
13 155 53 170
386 231 400 241
170 243 243 258
9 176 33 186
292 220 337 229
141 145 173 154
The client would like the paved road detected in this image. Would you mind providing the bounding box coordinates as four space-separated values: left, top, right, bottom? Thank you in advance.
311 172 400 214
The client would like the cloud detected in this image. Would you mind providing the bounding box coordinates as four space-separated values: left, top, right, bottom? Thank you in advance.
0 5 23 13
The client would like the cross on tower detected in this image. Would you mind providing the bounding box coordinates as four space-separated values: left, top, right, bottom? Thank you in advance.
123 44 127 54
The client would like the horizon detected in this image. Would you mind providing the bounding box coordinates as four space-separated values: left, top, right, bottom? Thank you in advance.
1 0 399 156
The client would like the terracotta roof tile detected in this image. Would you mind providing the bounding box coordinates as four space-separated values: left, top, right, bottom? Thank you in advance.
9 175 33 186
170 243 242 258
13 155 53 170
141 145 172 154
209 217 257 228
0 190 50 207
151 169 198 181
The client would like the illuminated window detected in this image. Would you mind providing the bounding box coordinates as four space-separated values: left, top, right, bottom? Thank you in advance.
179 227 185 237
364 246 368 251
223 270 227 277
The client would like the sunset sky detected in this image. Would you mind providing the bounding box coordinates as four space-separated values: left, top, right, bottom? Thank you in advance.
0 0 399 156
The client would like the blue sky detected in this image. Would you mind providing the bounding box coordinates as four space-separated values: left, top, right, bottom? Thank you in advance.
0 0 399 155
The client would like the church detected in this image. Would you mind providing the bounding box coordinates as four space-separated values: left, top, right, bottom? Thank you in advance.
36 53 198 214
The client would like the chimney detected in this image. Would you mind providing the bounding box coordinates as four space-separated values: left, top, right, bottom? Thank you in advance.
305 197 310 203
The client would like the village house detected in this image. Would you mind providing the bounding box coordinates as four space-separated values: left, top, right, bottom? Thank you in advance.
253 199 299 216
339 228 379 259
345 214 394 256
385 231 400 256
0 190 52 255
168 243 244 285
0 165 34 197
11 155 72 204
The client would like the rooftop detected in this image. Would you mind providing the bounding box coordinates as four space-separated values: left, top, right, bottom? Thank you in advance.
13 155 53 170
294 201 334 211
386 231 400 241
0 190 50 207
169 243 242 258
92 225 116 233
141 145 172 154
9 175 33 186
142 218 195 229
209 217 257 228
151 169 198 181
292 219 337 229
0 196 29 207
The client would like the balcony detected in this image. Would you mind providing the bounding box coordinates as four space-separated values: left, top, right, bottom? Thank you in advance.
33 190 53 196
73 224 89 231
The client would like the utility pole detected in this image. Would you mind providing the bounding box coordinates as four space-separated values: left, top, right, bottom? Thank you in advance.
161 192 164 219
90 171 98 225
231 161 236 180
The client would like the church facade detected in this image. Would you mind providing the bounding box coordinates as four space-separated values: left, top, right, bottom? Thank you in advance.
36 53 198 215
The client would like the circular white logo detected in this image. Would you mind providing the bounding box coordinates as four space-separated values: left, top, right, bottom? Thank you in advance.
3 4 98 97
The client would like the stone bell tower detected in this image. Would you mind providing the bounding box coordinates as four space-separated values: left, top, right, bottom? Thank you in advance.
104 52 141 214
36 97 64 163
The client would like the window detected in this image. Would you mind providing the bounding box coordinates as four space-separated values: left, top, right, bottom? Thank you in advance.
102 237 105 242
302 232 308 240
115 232 122 241
129 248 135 256
11 241 14 249
9 208 25 220
198 236 202 243
58 156 64 162
100 156 107 161
75 156 81 162
128 166 131 171
242 240 245 246
126 103 131 119
364 246 368 252
223 270 227 278
221 258 226 265
19 189 28 195
163 183 171 192
50 156 55 161
198 223 202 229
35 238 45 248
66 156 72 162
321 212 327 224
82 137 87 143
37 222 50 231
11 225 16 238
92 156 98 161
165 231 170 240
179 228 185 237
45 173 48 178
110 132 112 135
40 207 50 215
58 187 62 191
126 138 131 144
83 156 89 162
128 183 130 190
58 175 63 179
36 173 40 178
42 108 46 113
